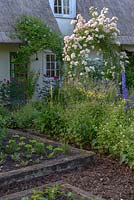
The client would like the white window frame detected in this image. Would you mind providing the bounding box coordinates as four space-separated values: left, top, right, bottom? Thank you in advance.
43 52 60 79
54 0 70 15
49 0 76 18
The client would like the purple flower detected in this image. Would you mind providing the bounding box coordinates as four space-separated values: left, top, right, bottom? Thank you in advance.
122 72 129 109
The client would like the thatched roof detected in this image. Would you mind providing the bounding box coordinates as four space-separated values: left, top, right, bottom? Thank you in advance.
77 0 134 45
1 0 134 45
0 0 59 43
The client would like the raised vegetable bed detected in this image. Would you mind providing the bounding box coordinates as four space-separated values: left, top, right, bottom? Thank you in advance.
1 182 104 200
0 129 94 187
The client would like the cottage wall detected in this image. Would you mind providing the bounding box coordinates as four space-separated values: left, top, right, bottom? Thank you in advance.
55 18 74 36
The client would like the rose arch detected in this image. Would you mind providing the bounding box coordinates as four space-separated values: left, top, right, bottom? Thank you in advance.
63 7 128 82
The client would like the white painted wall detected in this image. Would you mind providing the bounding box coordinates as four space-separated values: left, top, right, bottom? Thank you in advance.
30 51 52 85
56 18 74 36
30 51 43 83
0 51 10 81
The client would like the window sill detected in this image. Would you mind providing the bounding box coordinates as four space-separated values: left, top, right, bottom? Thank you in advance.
54 14 74 19
43 75 59 80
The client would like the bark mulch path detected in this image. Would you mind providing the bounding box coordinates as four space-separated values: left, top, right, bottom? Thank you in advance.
0 154 134 200
62 154 134 200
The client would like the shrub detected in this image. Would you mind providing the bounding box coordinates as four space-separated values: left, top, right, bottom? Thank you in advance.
0 128 8 151
96 102 134 168
0 106 13 128
58 83 88 108
34 105 66 137
0 80 10 106
0 106 9 118
64 101 108 146
13 103 40 129
126 54 134 89
119 121 134 168
0 79 26 108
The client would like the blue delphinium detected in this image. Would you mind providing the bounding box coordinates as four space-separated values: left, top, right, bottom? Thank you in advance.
122 71 129 109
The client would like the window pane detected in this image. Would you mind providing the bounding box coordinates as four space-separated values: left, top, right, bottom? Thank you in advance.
59 6 62 13
51 55 56 62
54 6 58 13
54 0 62 14
67 7 70 14
51 70 55 77
63 0 69 7
10 65 15 78
64 7 69 14
54 0 57 6
55 0 61 6
47 70 50 77
51 63 55 69
59 0 62 6
63 0 70 14
46 63 51 70
56 70 60 76
46 55 51 62
57 61 61 69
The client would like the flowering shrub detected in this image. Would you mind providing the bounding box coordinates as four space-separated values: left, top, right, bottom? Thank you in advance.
63 7 128 80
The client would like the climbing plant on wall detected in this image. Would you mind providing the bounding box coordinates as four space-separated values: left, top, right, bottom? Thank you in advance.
12 15 63 101
15 15 63 66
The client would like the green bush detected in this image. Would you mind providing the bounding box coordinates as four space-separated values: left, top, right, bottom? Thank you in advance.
31 100 49 112
13 103 40 129
34 105 66 137
0 106 13 128
64 101 108 146
62 84 88 106
126 54 134 89
96 102 134 168
119 121 134 168
0 128 8 151
0 106 9 117
0 79 26 109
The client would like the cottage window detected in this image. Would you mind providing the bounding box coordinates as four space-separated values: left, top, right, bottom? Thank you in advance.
49 0 76 18
10 52 27 80
54 0 70 15
45 54 60 79
10 52 17 79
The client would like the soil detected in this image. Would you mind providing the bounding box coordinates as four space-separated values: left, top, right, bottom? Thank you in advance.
0 154 134 200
